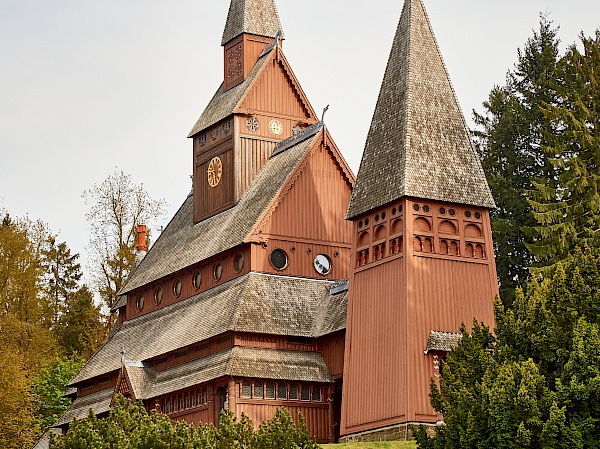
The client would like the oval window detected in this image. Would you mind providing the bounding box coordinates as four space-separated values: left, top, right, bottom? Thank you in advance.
173 278 182 297
154 287 163 305
214 262 223 281
270 249 288 270
313 254 331 275
234 252 244 273
193 270 202 289
136 294 144 311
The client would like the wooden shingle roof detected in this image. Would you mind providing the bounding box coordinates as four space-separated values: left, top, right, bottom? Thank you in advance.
221 0 284 46
347 0 494 219
187 49 272 138
71 272 346 386
120 131 318 295
53 387 114 427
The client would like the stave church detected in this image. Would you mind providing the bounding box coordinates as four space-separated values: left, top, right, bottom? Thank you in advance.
48 0 498 444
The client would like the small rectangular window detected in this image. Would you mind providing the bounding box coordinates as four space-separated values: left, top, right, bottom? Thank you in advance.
241 380 252 398
289 384 298 400
301 385 311 401
312 386 321 402
277 383 288 400
266 382 276 399
254 381 264 399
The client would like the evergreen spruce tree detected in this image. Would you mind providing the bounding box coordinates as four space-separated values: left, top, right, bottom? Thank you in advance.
474 16 560 305
528 31 600 266
41 237 82 326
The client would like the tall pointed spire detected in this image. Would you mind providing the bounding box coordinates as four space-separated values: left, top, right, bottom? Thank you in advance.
221 0 285 46
347 0 494 219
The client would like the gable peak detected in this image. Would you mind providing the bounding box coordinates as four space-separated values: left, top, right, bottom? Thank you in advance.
222 0 285 46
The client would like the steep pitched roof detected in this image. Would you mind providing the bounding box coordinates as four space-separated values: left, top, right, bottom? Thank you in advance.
221 0 285 46
72 272 345 386
53 387 114 427
347 0 494 219
187 50 271 138
121 131 318 294
188 48 315 138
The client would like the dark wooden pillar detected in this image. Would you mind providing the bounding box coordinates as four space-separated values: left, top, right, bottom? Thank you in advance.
228 378 237 417
328 385 335 442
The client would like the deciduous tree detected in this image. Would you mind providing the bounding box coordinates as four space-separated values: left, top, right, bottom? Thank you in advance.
83 170 166 332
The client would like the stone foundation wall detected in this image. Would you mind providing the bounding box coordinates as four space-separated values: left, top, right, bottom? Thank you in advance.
339 422 438 443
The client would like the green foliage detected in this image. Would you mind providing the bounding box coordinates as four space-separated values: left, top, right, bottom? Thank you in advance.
528 31 600 268
54 285 105 359
418 247 600 448
41 236 82 326
50 394 319 449
254 407 319 449
474 16 560 305
32 356 84 435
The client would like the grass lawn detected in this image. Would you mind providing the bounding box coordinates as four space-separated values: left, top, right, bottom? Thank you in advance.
321 442 417 449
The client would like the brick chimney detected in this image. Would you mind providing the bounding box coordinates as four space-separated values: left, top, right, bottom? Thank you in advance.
136 224 148 251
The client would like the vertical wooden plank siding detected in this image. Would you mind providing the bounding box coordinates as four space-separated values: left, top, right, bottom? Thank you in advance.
126 245 251 319
341 257 407 432
261 142 353 244
342 197 498 435
238 136 278 195
239 59 310 119
318 331 346 378
237 403 330 442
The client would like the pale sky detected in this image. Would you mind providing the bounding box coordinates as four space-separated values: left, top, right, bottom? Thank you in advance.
1 0 599 282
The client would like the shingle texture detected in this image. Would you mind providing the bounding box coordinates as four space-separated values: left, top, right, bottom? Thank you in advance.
347 0 494 219
123 362 156 400
221 0 285 46
145 347 332 399
425 330 462 353
53 387 114 427
72 272 345 386
188 50 271 138
121 133 317 294
32 429 61 449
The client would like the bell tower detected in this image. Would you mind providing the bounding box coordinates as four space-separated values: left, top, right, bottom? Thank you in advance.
341 0 498 438
188 0 317 224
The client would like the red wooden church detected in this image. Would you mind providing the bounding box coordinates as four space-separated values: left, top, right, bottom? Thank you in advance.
46 0 498 444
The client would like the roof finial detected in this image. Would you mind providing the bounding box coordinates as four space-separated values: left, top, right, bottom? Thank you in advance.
120 346 126 363
321 105 329 124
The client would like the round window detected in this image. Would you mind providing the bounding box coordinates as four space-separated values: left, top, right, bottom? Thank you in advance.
136 294 144 311
173 279 182 297
475 212 481 219
193 270 202 289
270 249 288 270
234 252 244 273
313 254 332 275
214 262 223 281
154 287 163 305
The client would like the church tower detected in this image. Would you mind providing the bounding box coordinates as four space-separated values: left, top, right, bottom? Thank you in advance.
341 0 498 438
188 0 318 223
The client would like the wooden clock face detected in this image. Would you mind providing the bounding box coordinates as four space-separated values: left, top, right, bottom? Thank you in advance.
207 156 223 188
